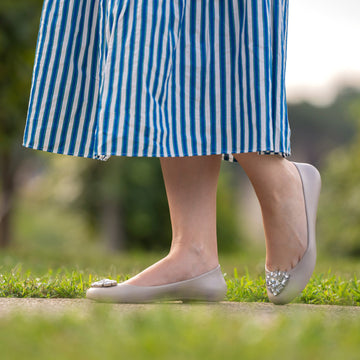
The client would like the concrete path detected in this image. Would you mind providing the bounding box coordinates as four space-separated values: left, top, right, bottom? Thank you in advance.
0 298 359 319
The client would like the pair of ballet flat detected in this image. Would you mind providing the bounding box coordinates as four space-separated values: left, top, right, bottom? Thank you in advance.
86 162 321 305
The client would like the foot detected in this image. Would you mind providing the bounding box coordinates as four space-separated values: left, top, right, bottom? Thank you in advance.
123 249 220 286
263 161 308 272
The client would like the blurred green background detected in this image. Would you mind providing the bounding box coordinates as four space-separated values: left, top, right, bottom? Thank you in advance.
0 2 359 359
1 0 360 274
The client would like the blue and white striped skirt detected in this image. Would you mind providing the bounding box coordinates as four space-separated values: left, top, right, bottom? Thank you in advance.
22 0 291 162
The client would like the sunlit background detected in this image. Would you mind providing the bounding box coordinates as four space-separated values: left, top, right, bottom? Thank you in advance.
287 0 360 105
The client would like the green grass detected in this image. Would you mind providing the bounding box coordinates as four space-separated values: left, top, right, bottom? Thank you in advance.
0 305 359 360
1 263 359 306
226 267 360 305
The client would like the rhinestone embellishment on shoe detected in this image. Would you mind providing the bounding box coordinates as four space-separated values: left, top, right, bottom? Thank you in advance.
265 269 290 296
91 279 117 288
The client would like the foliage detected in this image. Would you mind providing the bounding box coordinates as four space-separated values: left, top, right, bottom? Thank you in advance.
216 162 244 252
0 0 44 248
0 0 42 148
288 87 359 166
75 156 172 251
74 156 244 253
317 96 360 257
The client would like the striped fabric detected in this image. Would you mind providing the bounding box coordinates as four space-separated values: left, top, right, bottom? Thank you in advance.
22 0 291 163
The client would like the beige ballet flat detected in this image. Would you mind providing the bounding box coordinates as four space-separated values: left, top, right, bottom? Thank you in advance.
86 265 228 303
265 162 322 305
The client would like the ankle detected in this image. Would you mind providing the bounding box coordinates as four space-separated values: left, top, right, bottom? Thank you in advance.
258 162 301 211
168 242 219 268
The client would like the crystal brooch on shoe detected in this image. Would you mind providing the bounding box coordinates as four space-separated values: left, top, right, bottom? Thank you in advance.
265 269 290 296
91 279 117 288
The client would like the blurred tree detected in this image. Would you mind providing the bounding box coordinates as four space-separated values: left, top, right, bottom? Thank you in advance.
288 87 359 167
317 94 360 257
74 156 243 253
75 157 169 252
0 0 43 247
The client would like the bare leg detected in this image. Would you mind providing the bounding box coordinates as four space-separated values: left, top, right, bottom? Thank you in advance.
232 153 307 272
125 154 222 286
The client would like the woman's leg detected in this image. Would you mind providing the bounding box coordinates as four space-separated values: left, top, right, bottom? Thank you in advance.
125 154 222 286
232 153 307 272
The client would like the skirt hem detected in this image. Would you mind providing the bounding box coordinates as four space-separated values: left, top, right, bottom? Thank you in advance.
22 143 290 163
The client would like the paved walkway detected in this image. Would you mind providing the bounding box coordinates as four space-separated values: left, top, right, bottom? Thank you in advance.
0 298 359 318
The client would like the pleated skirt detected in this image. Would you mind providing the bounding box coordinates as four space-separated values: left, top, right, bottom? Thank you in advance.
22 0 291 162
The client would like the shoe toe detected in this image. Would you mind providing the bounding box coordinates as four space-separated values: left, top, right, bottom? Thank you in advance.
86 287 102 301
86 286 116 302
265 162 321 305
